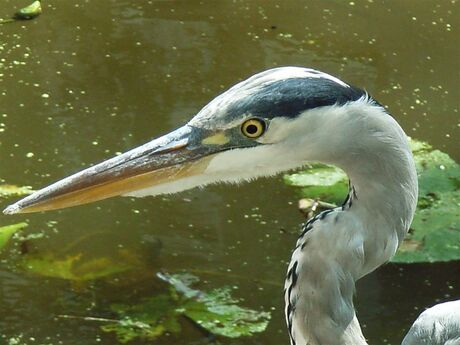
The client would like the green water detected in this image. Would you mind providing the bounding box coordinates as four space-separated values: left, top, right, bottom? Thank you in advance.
0 1 459 344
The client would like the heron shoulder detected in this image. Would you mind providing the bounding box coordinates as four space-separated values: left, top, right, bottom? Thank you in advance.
402 300 460 345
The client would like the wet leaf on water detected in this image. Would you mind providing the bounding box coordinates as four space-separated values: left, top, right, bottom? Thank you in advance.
183 287 271 338
0 0 42 24
0 184 34 198
411 140 460 205
394 140 460 262
284 164 347 187
283 139 460 263
392 140 460 262
13 0 42 20
0 222 28 252
160 272 270 338
283 164 348 204
393 191 460 263
100 273 271 342
101 294 180 343
20 253 133 281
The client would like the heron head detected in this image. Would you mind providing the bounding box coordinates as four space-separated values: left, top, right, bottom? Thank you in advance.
4 67 367 214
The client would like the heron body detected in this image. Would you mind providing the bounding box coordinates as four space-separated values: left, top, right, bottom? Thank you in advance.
4 67 459 344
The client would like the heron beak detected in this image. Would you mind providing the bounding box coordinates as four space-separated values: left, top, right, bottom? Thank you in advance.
3 125 228 214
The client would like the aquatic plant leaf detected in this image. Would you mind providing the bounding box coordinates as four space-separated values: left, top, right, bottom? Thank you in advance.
183 287 271 338
393 191 460 263
0 222 28 252
101 320 166 344
14 0 42 20
100 273 270 342
101 294 181 343
21 254 133 281
283 164 348 204
0 184 34 198
166 273 271 338
284 139 460 262
284 164 347 187
299 183 349 205
394 139 460 262
411 141 460 203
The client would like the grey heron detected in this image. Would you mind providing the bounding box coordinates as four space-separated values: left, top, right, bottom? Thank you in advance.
4 67 460 345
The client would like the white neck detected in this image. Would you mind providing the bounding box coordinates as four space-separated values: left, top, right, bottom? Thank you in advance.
284 100 418 345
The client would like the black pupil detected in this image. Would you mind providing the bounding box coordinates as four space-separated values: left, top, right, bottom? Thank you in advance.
246 124 259 135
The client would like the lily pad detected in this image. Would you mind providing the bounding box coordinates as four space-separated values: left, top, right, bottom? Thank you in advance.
393 191 460 262
411 141 460 206
284 139 460 263
21 253 134 281
0 222 28 252
161 272 270 338
14 0 42 20
284 164 348 204
183 288 270 338
0 0 42 24
101 294 180 343
100 273 271 342
285 164 346 187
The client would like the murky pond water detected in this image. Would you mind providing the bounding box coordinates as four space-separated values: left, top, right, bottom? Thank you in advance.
1 1 459 344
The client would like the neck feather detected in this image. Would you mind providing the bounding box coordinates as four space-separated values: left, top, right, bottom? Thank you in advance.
285 100 418 345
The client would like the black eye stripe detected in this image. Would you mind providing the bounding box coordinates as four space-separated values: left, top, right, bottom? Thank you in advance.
227 78 367 120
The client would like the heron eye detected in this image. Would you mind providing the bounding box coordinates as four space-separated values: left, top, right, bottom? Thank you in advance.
241 118 266 138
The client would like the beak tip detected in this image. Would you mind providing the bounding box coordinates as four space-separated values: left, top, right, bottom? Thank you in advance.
3 204 22 215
